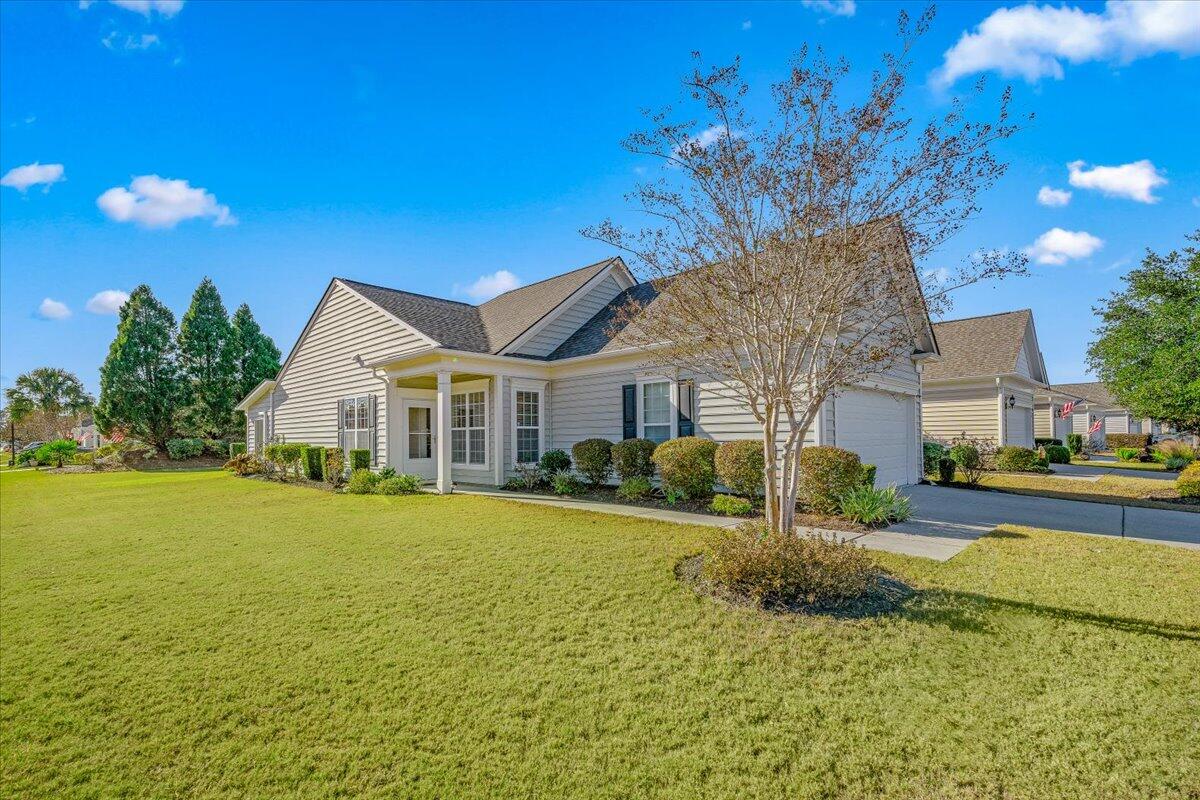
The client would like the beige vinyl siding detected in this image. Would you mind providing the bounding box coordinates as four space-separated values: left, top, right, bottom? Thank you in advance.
1105 412 1130 434
245 395 272 452
513 275 624 358
922 384 998 443
270 282 430 464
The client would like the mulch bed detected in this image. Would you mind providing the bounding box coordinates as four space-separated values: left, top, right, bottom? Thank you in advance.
674 553 915 620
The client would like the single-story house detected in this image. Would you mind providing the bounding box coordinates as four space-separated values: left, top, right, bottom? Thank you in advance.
1048 381 1167 446
71 416 104 450
920 309 1048 448
237 247 937 493
1032 386 1086 444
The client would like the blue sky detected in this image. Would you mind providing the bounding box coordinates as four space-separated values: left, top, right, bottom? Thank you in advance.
2 0 1197 397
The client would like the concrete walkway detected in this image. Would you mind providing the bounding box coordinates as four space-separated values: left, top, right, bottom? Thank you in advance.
1052 462 1177 481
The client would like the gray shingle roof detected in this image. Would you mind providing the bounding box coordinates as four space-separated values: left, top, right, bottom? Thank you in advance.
338 257 618 354
1050 381 1118 408
549 282 659 360
924 309 1033 381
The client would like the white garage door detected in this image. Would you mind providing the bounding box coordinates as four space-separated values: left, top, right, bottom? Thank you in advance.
1005 406 1033 447
835 389 915 487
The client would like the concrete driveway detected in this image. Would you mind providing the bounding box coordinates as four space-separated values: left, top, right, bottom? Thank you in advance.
890 484 1200 558
1050 462 1177 481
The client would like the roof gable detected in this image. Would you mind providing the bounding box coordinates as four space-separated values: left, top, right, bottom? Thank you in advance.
1049 381 1120 408
924 309 1036 382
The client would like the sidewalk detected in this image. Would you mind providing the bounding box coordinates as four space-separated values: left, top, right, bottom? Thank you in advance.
455 486 978 561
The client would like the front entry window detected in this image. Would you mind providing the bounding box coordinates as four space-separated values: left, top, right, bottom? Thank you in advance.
408 406 432 459
515 390 541 464
451 390 486 465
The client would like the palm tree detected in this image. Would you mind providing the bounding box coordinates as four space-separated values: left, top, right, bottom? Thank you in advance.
4 367 95 440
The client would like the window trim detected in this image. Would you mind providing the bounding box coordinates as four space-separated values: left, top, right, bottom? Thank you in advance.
341 395 374 457
449 386 489 469
636 375 678 443
510 379 547 466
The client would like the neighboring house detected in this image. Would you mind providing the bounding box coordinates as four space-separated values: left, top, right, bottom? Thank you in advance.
71 416 103 450
1048 381 1165 447
1033 386 1085 444
237 249 937 492
920 309 1048 448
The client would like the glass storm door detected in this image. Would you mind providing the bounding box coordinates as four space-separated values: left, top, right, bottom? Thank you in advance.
404 400 436 479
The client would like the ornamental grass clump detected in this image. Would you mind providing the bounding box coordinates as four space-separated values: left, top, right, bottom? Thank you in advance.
551 469 584 496
615 475 653 501
838 485 911 526
702 522 877 608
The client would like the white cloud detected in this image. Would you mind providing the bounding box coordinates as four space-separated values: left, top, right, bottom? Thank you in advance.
103 32 160 51
97 175 236 228
741 20 752 31
38 298 71 320
104 0 184 17
1026 228 1104 265
934 0 1200 87
800 0 856 17
453 270 522 302
673 125 742 158
1067 159 1167 203
86 289 130 315
1036 186 1072 207
922 267 951 283
1 162 65 193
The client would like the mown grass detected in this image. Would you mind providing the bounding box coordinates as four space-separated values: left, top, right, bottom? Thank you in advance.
1070 458 1169 472
979 471 1194 511
2 469 1198 799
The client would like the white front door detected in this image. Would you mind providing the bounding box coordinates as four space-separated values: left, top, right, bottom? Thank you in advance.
403 400 436 479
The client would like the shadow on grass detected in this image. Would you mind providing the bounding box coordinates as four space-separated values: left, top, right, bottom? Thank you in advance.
901 590 1200 642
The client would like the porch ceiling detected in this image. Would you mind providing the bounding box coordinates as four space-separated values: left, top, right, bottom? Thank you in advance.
394 372 493 390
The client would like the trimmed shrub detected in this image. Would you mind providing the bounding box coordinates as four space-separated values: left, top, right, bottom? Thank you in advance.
860 464 877 488
994 446 1045 473
710 494 753 516
715 440 765 499
1066 433 1084 455
922 441 947 475
652 436 718 500
1106 433 1151 451
229 442 247 458
798 446 862 515
322 447 345 487
937 457 957 483
551 469 584 496
1044 444 1070 464
349 449 371 471
346 468 379 494
36 439 79 468
616 475 653 501
223 453 265 476
379 466 397 479
73 451 96 466
166 438 204 460
1115 447 1141 462
202 439 228 458
572 439 613 486
702 522 877 608
611 438 657 481
1035 437 1062 447
377 474 422 494
1177 462 1200 498
301 446 324 480
538 449 571 476
838 484 911 525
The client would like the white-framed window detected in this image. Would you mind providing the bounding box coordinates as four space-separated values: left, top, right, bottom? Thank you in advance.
511 381 546 465
638 379 674 444
341 395 373 455
450 389 488 466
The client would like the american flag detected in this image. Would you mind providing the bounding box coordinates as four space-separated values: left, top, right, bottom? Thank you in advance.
1088 416 1102 434
1059 400 1076 419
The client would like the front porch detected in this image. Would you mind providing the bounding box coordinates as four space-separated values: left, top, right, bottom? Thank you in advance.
374 353 550 493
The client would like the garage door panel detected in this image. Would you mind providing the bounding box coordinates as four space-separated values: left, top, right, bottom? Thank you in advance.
835 390 915 486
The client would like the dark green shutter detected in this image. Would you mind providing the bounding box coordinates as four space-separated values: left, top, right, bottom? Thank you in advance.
677 380 694 437
622 384 637 440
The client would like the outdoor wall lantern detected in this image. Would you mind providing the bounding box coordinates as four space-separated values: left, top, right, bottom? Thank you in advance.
1005 394 1016 409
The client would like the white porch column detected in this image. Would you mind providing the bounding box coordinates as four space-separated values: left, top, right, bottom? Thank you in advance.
493 374 505 487
436 370 453 494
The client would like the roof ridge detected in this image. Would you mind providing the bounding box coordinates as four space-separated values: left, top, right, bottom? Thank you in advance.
336 277 477 308
933 308 1032 325
478 256 616 306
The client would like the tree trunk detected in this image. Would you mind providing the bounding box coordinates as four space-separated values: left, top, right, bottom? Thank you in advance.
761 403 780 533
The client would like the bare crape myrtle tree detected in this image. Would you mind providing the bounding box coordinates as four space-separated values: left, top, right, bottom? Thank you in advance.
584 7 1029 534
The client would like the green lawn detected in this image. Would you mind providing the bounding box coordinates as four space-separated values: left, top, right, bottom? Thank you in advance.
979 471 1192 511
2 470 1198 799
1070 458 1170 472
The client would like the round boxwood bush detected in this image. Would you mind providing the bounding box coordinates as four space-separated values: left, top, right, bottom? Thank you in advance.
714 440 764 499
538 449 571 475
571 438 613 486
1043 444 1070 464
652 436 718 499
937 457 957 483
611 438 657 481
798 446 862 515
994 446 1044 473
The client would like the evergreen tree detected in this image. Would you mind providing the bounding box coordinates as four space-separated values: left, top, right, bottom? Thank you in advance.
95 285 183 449
177 277 237 438
230 303 282 402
